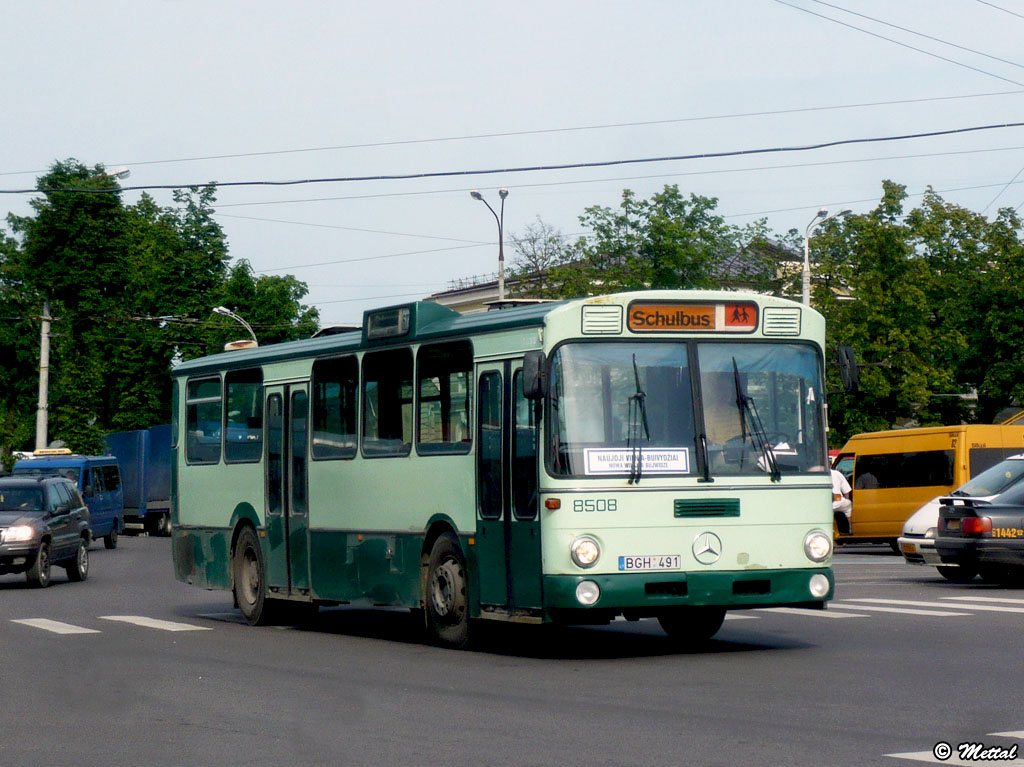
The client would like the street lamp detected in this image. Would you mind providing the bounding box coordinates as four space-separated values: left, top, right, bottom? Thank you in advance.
34 166 132 452
470 188 509 301
212 306 259 346
802 207 852 306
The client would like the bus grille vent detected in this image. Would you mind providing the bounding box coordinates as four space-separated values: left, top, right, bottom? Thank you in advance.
645 581 687 597
674 499 740 518
762 307 801 336
581 305 623 335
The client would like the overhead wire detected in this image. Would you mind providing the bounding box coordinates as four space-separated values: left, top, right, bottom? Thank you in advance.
771 0 1024 87
975 0 1024 21
5 122 1024 196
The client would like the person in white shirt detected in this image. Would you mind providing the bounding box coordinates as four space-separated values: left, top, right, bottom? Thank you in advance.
831 468 853 535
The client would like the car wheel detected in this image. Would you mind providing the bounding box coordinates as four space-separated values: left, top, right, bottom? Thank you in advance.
104 528 118 550
657 607 726 646
65 538 89 582
233 526 275 625
937 565 977 583
424 533 469 648
26 541 52 588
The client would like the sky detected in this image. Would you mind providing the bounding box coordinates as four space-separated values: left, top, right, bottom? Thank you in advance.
3 0 1024 327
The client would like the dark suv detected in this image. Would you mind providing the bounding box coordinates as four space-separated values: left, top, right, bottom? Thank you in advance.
0 476 91 587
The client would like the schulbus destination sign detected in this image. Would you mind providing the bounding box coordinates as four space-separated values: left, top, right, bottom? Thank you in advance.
627 300 759 333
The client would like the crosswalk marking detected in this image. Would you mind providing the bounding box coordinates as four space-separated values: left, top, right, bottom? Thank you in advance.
887 730 1024 764
844 598 1024 614
943 596 1024 606
10 618 101 635
755 607 869 618
831 603 969 617
98 615 211 632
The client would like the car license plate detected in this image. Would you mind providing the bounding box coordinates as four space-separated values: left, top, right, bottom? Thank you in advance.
618 554 681 571
947 519 961 531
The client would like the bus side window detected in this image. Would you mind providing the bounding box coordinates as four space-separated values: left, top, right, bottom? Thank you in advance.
362 348 413 457
225 368 264 463
417 341 473 455
312 356 358 460
186 376 222 465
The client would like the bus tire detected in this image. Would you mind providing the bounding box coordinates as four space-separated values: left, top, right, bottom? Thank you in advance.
425 533 469 648
233 526 273 625
657 606 726 645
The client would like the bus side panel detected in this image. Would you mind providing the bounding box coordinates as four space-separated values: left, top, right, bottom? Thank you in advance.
172 526 232 590
306 454 475 606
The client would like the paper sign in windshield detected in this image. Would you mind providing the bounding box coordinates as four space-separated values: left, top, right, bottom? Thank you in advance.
584 448 690 475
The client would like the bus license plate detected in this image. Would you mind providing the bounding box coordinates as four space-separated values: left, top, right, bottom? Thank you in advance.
618 555 681 571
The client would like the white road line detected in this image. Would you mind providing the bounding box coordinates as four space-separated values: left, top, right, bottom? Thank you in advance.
99 616 211 632
990 731 1024 738
844 598 1024 614
754 607 868 619
830 604 969 617
723 613 759 621
886 750 1023 764
10 618 101 635
943 596 1024 605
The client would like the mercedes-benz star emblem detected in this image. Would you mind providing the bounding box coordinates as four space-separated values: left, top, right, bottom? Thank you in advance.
692 532 722 565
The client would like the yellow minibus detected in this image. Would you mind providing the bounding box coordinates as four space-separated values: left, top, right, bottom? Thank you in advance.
833 425 1024 547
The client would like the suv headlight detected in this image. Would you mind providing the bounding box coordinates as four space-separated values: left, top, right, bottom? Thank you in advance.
2 525 36 543
570 536 601 568
804 531 832 563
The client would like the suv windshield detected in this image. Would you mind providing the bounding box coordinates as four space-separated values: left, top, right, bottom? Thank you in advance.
0 487 46 512
549 341 826 478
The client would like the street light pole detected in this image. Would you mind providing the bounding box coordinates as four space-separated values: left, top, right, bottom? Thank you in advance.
802 207 852 306
212 306 259 345
470 188 509 302
34 166 131 452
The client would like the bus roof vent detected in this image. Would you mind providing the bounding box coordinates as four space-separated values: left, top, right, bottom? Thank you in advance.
762 307 801 336
582 305 623 335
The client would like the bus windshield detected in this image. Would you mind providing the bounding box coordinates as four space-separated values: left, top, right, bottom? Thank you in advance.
549 341 826 478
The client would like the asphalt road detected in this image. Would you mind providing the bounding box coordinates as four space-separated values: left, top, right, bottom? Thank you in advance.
1 537 1022 767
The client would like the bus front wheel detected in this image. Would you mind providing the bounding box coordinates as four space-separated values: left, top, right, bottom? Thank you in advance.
657 607 726 646
233 527 273 625
425 534 469 648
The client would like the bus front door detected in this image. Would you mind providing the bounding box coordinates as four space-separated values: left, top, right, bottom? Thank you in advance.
264 384 311 598
475 362 542 616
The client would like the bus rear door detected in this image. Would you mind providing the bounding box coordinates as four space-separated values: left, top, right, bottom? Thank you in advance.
264 384 311 598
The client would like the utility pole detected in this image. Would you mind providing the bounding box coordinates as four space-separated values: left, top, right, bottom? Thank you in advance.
35 298 51 451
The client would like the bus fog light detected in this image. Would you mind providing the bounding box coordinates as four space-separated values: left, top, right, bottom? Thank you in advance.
576 580 600 605
809 573 830 598
570 536 601 568
804 531 832 563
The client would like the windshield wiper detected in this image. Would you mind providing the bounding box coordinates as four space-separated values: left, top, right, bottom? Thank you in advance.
627 354 650 485
733 358 781 482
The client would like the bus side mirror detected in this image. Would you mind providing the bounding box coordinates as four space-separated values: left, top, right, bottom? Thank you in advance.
522 351 547 400
837 345 858 393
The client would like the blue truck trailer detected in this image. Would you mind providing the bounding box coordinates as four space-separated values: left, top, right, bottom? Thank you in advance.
103 425 172 536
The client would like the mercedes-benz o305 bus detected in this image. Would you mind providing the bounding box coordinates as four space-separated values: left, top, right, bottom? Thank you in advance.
171 290 837 647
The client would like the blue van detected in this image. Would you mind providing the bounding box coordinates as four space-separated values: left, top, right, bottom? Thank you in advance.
12 450 124 549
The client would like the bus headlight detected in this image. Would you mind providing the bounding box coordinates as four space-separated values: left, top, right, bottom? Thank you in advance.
809 573 830 598
576 580 601 605
804 531 832 563
570 536 601 568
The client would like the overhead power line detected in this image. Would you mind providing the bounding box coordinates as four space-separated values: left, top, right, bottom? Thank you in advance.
810 0 1024 70
976 0 1024 21
772 0 1024 87
4 121 1024 196
3 90 1022 179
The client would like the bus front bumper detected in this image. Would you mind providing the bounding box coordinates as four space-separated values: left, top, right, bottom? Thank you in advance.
542 567 834 619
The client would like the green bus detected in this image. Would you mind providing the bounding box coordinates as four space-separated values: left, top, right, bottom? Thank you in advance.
171 289 837 647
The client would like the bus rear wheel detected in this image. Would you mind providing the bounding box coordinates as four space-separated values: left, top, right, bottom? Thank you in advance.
425 534 469 648
233 526 273 625
657 607 726 646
